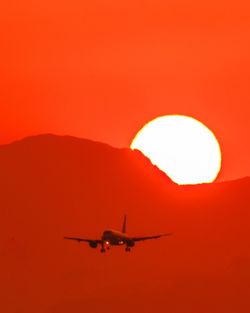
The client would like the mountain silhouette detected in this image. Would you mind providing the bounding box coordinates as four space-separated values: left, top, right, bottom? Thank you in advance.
1 134 249 313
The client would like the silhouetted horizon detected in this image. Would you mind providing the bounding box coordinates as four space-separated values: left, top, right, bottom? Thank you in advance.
1 133 249 185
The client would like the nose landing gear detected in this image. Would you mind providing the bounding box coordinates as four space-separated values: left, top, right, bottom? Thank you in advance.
125 246 131 252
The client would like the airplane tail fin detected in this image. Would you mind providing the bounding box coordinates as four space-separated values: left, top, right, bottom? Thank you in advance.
122 215 127 233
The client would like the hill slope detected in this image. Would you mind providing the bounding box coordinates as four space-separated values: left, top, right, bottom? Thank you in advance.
0 135 249 313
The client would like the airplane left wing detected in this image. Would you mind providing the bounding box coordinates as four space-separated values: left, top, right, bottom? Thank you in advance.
131 233 173 242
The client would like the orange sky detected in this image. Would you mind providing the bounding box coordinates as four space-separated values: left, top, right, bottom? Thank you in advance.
0 0 250 180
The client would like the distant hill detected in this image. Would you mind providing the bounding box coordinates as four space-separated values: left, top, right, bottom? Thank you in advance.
1 134 249 313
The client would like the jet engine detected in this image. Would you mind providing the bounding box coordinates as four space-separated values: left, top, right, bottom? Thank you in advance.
127 240 135 247
89 241 98 248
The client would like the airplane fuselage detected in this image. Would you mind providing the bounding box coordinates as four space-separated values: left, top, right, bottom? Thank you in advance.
102 229 130 246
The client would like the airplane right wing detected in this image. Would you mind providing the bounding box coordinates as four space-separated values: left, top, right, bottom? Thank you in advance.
64 237 102 244
131 233 173 242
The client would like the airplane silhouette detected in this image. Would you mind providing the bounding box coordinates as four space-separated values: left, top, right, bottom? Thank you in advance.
64 215 172 252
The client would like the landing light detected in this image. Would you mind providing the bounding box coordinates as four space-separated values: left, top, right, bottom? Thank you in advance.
119 241 124 245
105 241 110 245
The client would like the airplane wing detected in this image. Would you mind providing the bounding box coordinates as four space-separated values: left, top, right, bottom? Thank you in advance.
131 233 173 242
64 237 102 244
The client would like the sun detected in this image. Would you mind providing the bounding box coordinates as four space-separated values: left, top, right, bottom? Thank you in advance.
130 115 222 185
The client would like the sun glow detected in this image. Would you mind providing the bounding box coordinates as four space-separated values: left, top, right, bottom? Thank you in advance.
130 115 222 185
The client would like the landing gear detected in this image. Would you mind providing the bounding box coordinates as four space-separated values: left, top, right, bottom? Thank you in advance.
100 242 106 253
125 247 131 252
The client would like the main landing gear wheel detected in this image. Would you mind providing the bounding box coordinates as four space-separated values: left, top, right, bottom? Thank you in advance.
100 248 106 253
125 247 131 252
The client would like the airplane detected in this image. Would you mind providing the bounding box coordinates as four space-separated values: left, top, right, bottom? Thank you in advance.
64 215 172 252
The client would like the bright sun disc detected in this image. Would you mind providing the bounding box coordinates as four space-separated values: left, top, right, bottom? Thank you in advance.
130 115 222 185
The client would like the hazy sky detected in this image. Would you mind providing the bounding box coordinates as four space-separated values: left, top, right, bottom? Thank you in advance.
1 1 250 180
